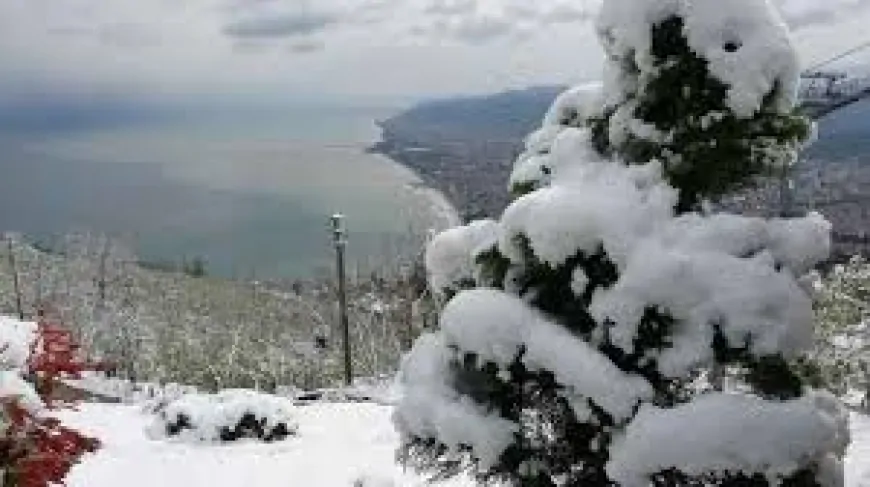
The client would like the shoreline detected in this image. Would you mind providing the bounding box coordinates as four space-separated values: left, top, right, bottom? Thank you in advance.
365 124 462 234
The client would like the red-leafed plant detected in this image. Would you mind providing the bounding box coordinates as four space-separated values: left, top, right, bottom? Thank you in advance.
27 312 111 408
1 310 105 487
1 398 100 487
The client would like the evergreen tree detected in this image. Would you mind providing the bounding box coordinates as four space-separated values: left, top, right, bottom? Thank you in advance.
394 1 847 486
589 11 810 213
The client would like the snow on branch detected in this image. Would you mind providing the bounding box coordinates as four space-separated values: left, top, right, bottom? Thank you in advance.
425 219 500 297
607 391 850 486
393 333 518 470
597 0 800 117
440 290 653 420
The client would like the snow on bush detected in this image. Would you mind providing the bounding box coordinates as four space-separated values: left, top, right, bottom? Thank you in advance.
393 333 519 470
147 389 298 443
425 219 499 298
607 391 850 487
502 160 675 268
597 0 799 118
510 84 605 195
439 290 654 420
593 0 810 212
395 0 844 484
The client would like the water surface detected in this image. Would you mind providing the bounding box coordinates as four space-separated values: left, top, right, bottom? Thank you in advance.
0 106 457 278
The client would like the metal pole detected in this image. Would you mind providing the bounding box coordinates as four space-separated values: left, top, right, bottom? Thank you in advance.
402 268 414 351
405 281 414 350
97 238 109 310
331 214 352 386
6 235 24 320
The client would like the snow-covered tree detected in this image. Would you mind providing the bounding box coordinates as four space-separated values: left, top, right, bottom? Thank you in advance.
394 1 848 486
590 0 810 213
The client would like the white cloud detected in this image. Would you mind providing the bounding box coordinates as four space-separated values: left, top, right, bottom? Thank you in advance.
0 0 867 101
423 0 477 16
407 0 597 44
404 0 870 44
778 0 870 28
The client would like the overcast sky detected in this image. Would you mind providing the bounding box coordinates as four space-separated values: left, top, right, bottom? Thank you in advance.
1 0 870 105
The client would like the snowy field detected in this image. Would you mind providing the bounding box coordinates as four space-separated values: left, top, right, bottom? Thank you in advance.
51 401 868 487
55 401 472 487
850 413 870 486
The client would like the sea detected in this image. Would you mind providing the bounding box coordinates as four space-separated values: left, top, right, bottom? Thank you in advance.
0 104 459 279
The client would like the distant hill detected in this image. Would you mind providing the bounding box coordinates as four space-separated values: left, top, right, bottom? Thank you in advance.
379 86 566 142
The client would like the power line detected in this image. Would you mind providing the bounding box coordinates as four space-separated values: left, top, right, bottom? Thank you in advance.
805 39 870 73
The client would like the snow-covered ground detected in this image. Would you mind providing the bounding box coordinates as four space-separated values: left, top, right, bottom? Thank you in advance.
55 401 472 487
51 401 870 486
849 412 870 486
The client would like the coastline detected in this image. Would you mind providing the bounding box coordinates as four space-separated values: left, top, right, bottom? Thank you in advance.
366 124 462 235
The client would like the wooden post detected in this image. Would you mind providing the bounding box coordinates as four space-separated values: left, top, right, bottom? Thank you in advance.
6 235 24 320
404 274 414 351
97 238 109 310
331 214 352 386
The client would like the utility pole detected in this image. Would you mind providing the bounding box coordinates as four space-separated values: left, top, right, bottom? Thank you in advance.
401 265 414 351
5 234 24 320
330 214 352 386
97 238 109 311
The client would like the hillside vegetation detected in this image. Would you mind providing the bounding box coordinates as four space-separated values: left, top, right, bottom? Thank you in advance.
0 233 428 392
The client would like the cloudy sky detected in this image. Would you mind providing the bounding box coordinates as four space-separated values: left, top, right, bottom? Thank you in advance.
1 0 870 105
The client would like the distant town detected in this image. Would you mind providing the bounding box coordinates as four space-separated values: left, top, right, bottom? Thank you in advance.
372 88 870 261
